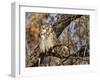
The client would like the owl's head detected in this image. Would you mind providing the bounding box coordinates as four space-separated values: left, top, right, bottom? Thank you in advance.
40 24 53 35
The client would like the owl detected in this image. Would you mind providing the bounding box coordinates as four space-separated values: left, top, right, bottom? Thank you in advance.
39 24 56 54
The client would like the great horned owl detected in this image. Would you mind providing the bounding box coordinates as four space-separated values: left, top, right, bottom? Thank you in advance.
39 24 56 53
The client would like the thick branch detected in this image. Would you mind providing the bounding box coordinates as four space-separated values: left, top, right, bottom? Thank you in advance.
53 15 82 38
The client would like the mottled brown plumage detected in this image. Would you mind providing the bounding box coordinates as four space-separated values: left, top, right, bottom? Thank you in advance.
39 24 56 53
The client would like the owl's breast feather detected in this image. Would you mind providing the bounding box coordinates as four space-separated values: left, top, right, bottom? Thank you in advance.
41 35 45 39
39 35 46 53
